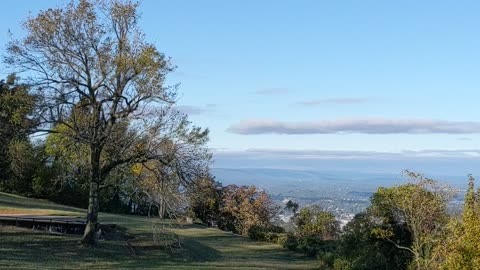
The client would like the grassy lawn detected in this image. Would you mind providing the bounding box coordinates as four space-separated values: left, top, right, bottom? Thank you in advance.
0 192 325 269
0 192 84 216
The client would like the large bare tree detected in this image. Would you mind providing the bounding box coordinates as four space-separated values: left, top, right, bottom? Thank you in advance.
6 0 210 245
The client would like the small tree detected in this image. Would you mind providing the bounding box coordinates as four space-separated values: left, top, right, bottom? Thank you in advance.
187 176 222 225
219 185 278 235
294 205 339 241
285 200 299 215
134 159 185 219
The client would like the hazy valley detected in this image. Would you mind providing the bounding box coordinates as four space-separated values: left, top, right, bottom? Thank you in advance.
213 168 468 224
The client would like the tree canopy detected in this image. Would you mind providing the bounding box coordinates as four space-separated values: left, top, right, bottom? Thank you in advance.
0 74 38 194
6 0 210 245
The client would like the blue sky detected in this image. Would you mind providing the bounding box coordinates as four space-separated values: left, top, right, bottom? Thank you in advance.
1 1 480 173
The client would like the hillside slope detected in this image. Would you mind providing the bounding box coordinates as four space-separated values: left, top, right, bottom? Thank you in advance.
0 192 323 269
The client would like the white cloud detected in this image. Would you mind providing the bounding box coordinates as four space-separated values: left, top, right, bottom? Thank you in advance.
214 148 480 160
298 98 371 106
228 118 480 135
175 104 217 115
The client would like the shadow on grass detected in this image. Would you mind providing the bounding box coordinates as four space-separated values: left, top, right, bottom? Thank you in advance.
0 226 223 269
190 232 313 263
0 230 121 268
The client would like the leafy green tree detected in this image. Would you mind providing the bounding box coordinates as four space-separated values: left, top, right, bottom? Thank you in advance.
294 205 339 241
187 176 222 225
370 171 454 270
6 0 210 245
336 212 412 270
43 121 132 211
0 74 37 194
30 141 90 207
32 154 78 203
285 199 299 215
434 175 480 269
283 205 339 257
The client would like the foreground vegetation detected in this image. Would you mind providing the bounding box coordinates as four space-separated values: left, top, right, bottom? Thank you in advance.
175 172 480 270
0 192 323 269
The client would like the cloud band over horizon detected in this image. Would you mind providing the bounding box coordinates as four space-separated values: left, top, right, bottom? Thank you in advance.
227 118 480 135
214 148 480 160
212 148 480 175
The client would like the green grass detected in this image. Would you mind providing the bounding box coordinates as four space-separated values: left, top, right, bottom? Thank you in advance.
0 192 325 269
0 192 84 216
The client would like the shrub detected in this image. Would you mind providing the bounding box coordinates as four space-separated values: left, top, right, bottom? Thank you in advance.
265 232 279 242
248 225 286 242
333 258 352 270
283 233 337 257
282 232 339 258
297 235 323 257
269 225 285 233
282 233 299 251
318 252 337 268
248 225 267 240
276 233 288 246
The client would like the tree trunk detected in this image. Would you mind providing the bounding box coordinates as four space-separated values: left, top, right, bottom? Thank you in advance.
159 197 166 220
148 201 152 218
128 198 133 214
81 146 102 245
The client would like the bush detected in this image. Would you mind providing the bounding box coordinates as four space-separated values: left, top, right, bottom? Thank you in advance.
282 233 299 251
282 233 337 257
265 232 279 242
276 233 288 246
248 225 268 240
318 252 336 268
333 258 352 270
248 225 286 242
269 225 285 233
297 235 323 257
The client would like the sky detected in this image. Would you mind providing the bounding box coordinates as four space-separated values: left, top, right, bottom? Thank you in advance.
1 1 479 174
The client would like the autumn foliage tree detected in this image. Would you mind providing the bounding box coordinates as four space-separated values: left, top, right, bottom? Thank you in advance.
218 185 278 235
6 0 209 245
